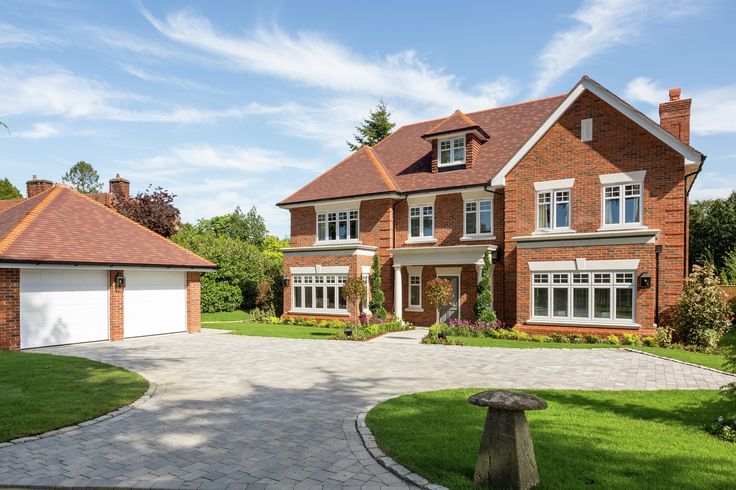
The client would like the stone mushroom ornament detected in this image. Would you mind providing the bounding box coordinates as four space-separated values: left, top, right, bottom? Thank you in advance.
468 390 548 490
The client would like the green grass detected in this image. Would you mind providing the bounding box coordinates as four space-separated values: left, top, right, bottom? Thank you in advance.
207 322 340 340
451 337 732 372
201 310 251 322
367 388 736 490
0 351 149 442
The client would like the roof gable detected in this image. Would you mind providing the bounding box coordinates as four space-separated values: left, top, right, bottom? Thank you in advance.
421 110 489 139
0 186 215 268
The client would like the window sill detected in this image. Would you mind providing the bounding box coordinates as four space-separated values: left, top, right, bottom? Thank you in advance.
531 228 575 236
597 225 648 232
313 239 362 246
460 235 496 241
404 237 437 245
289 309 349 316
526 318 640 329
405 306 424 313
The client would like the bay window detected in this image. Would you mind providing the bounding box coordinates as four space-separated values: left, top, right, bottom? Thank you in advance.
316 209 359 242
537 190 571 231
439 136 465 166
292 274 348 313
410 205 434 239
604 183 642 226
531 271 636 323
465 199 493 236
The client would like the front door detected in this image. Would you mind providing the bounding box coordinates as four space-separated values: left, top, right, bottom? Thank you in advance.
438 275 460 323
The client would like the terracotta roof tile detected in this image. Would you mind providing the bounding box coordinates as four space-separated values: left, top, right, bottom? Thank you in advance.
0 185 215 268
422 110 487 139
0 199 25 212
279 95 566 205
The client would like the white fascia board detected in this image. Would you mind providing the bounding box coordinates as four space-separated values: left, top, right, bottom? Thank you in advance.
462 188 495 200
0 263 213 272
314 199 361 214
277 193 403 210
390 244 497 267
407 193 436 206
529 259 639 271
599 170 646 184
290 265 350 275
533 178 575 191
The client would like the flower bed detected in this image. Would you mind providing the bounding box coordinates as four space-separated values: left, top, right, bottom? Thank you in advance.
331 318 412 341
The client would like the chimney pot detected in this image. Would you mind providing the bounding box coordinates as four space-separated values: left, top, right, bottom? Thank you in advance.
109 174 130 200
26 176 54 198
659 87 691 144
669 87 681 101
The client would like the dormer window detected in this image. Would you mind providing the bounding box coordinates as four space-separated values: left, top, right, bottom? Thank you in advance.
439 137 466 166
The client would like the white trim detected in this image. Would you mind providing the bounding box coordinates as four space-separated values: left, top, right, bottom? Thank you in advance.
406 194 436 206
581 118 593 142
491 77 702 186
277 193 403 210
361 265 372 274
390 244 496 267
436 267 462 275
435 269 461 323
460 235 496 241
535 188 572 232
407 267 423 309
601 180 644 230
408 202 435 240
461 189 494 201
282 244 377 257
393 264 403 320
533 178 575 191
290 265 350 275
406 265 424 276
404 306 424 313
404 237 437 245
423 128 487 142
0 263 213 272
437 135 466 167
288 308 349 316
315 208 360 243
314 199 361 214
513 228 658 242
526 319 640 329
463 196 494 239
528 259 639 271
314 239 362 246
599 170 646 185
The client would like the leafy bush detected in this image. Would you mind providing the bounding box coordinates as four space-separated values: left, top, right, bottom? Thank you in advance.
672 265 732 349
549 332 570 343
532 335 550 343
200 275 243 313
568 334 584 344
656 326 673 347
251 306 275 323
621 333 642 346
708 416 736 442
474 250 497 323
584 335 600 344
332 318 409 341
606 334 621 345
642 336 658 347
368 255 387 319
425 278 454 311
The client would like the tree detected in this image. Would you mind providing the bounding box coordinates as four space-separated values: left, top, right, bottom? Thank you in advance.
347 98 395 151
474 250 497 323
425 278 454 323
720 249 736 285
62 161 102 193
690 193 736 272
0 178 22 200
342 277 367 326
368 254 387 319
196 206 267 248
113 186 180 238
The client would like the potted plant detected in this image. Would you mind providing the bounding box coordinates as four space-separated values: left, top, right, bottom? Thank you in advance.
342 277 368 335
426 277 454 323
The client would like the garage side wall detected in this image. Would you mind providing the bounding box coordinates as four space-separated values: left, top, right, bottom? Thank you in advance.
187 272 201 334
0 268 20 350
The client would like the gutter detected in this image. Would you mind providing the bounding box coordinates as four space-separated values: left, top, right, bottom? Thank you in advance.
682 154 707 276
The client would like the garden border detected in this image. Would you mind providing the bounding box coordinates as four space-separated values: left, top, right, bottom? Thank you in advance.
0 381 160 448
625 348 736 379
355 399 448 490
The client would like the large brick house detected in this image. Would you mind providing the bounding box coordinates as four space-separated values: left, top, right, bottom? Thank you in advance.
277 76 704 336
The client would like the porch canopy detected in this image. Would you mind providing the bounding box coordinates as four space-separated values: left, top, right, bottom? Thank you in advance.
388 244 497 319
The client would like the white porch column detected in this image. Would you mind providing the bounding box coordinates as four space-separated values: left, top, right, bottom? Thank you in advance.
393 264 403 320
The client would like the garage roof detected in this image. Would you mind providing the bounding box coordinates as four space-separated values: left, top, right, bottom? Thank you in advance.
0 185 216 269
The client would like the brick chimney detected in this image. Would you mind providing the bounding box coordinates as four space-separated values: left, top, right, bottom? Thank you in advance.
659 87 691 144
109 174 130 200
26 175 54 198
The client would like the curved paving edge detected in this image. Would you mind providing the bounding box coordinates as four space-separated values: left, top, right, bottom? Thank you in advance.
0 380 160 448
625 348 736 379
355 400 448 490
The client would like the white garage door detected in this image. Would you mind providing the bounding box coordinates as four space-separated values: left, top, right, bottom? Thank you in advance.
124 270 187 338
20 269 109 349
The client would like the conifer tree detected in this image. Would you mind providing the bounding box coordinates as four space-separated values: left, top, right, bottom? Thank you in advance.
368 254 387 319
474 250 497 323
347 99 395 151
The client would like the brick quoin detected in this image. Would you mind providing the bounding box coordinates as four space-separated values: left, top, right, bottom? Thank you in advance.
187 272 202 334
0 269 20 350
109 270 124 341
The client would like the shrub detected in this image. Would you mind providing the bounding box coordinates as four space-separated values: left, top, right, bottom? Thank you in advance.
251 306 275 323
342 277 368 325
656 326 673 347
368 255 387 319
568 334 584 344
332 318 409 341
474 250 497 323
708 416 736 442
425 278 454 320
621 333 642 346
671 265 732 348
549 332 569 343
531 335 550 343
584 335 600 344
200 275 243 313
642 336 658 347
606 334 621 345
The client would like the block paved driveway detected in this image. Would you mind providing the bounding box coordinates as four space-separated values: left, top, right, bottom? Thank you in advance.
1 330 734 489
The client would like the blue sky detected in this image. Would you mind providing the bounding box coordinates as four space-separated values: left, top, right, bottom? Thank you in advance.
1 0 735 237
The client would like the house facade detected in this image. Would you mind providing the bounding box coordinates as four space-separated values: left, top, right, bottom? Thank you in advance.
277 76 704 336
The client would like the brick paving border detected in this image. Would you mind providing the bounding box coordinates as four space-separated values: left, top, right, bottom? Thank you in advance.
0 381 160 449
625 348 736 379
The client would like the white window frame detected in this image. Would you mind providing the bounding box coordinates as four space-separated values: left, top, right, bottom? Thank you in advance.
601 182 644 230
291 274 349 315
408 275 422 308
463 199 493 238
530 271 636 325
438 136 466 167
581 118 593 142
409 204 434 240
536 189 572 232
316 209 359 243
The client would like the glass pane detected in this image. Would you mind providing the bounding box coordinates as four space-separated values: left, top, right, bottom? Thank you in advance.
533 288 549 317
410 216 420 237
423 215 432 237
605 199 620 224
304 287 313 308
294 287 302 308
338 286 347 310
480 209 492 234
349 219 358 239
317 222 326 241
538 203 551 228
553 288 568 317
555 202 570 228
616 288 633 319
440 149 450 164
454 147 465 162
625 197 640 223
440 140 451 150
327 287 336 309
466 210 476 234
328 221 337 240
315 287 324 309
594 288 610 318
573 288 588 317
338 220 347 240
410 285 420 306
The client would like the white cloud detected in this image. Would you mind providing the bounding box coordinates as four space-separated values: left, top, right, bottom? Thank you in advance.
14 122 59 139
532 0 699 97
625 77 736 135
120 65 222 93
0 22 43 47
140 8 517 112
0 64 252 124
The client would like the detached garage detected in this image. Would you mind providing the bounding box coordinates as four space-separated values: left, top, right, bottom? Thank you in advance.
0 180 215 350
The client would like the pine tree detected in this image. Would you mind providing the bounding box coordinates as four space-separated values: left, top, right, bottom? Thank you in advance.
62 161 102 193
368 254 387 319
0 178 22 200
474 250 497 323
347 99 395 151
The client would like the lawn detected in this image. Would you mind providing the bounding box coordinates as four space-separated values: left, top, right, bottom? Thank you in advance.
206 321 340 340
201 310 251 322
0 351 149 442
367 388 736 490
451 337 732 372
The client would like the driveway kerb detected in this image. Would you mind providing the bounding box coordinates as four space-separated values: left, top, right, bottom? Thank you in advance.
624 348 736 378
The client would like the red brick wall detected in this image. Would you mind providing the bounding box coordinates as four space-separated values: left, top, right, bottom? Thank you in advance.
187 272 201 333
109 270 124 341
503 90 686 332
0 269 20 350
402 264 479 326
